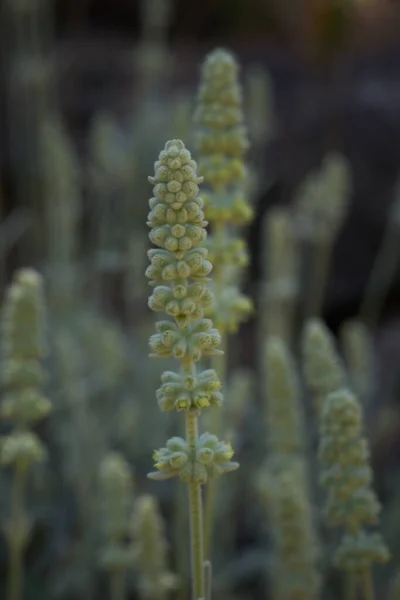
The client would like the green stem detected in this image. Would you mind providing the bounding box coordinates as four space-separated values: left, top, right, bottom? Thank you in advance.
173 482 190 600
203 478 216 561
360 224 400 327
185 410 205 600
345 571 358 600
110 570 125 600
360 568 375 600
7 465 27 600
204 560 212 600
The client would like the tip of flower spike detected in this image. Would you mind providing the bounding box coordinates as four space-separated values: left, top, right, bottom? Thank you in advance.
205 48 237 68
15 269 43 286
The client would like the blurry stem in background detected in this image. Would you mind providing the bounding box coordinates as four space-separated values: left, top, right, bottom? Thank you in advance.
204 334 227 559
4 0 55 262
361 568 375 600
303 238 332 320
204 560 212 600
203 219 228 560
345 571 358 600
360 222 400 328
7 464 27 600
110 570 125 600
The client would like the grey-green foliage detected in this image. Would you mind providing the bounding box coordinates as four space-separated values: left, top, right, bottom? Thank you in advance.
264 337 304 457
1 269 51 459
98 452 135 573
318 388 389 572
340 319 375 404
260 337 320 600
268 460 321 600
302 318 346 416
132 494 177 600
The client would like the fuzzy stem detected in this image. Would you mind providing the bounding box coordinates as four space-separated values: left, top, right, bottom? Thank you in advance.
7 465 27 600
110 570 125 600
361 568 375 600
204 560 212 600
185 410 205 600
345 571 358 600
203 477 216 561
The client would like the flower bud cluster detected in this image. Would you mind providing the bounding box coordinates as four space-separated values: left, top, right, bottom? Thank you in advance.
146 140 219 337
146 140 238 482
194 49 249 195
206 287 253 335
205 232 249 271
149 434 238 484
194 49 253 334
318 388 389 572
156 369 222 412
0 269 51 469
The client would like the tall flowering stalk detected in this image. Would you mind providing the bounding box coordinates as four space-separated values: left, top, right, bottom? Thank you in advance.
259 338 321 600
194 48 253 337
0 269 52 600
98 452 135 600
146 139 239 599
319 388 390 599
194 47 252 557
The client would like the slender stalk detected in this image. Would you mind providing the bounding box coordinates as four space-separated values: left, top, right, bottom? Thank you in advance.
185 410 205 600
360 568 375 600
174 483 190 600
110 570 125 600
360 225 400 327
7 465 27 600
204 218 227 560
345 571 358 600
304 238 332 320
203 478 216 561
204 560 212 600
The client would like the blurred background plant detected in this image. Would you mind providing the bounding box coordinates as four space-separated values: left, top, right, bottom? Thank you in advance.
1 0 400 599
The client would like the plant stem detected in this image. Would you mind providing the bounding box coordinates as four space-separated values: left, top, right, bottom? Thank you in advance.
185 410 205 600
203 477 216 561
7 465 27 600
110 570 125 600
304 238 332 320
345 571 358 600
360 224 400 327
361 568 375 600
